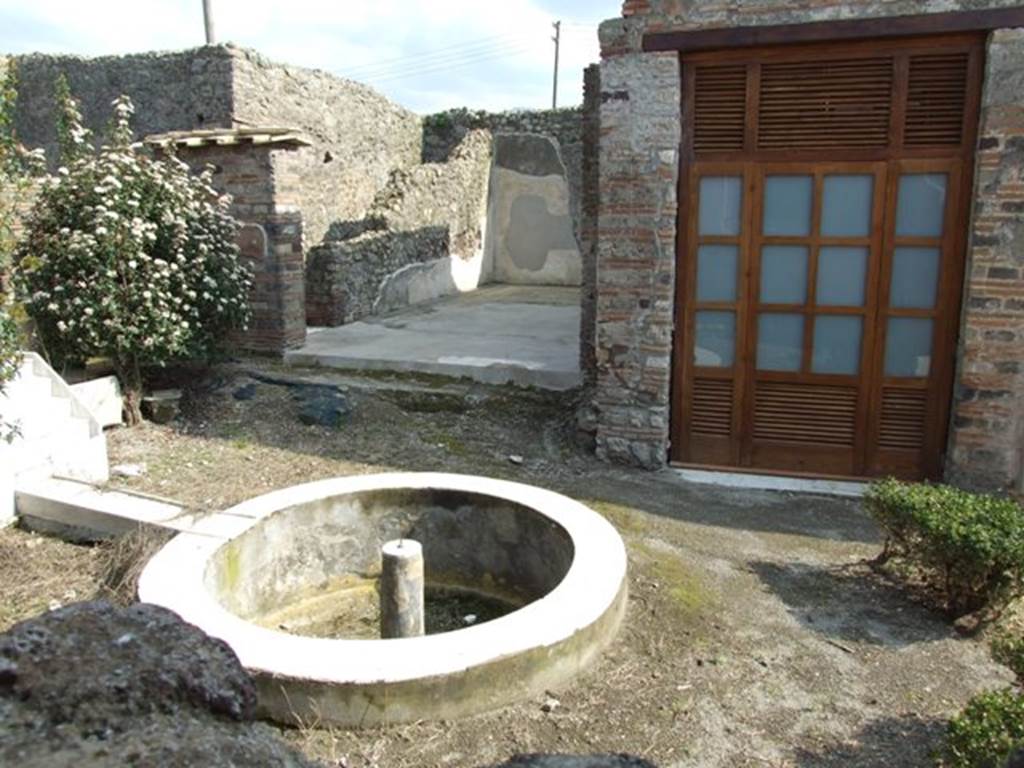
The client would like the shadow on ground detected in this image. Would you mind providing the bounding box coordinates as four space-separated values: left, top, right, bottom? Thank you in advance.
750 560 951 648
794 714 946 767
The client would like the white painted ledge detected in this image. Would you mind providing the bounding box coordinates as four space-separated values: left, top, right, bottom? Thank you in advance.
674 468 868 498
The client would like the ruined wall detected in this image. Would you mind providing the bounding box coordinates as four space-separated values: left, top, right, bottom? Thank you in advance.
423 108 584 238
6 44 423 250
229 47 423 248
9 47 235 165
486 133 581 287
306 131 492 326
594 0 1024 484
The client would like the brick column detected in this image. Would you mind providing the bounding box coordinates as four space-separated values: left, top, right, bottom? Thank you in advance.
592 37 681 469
947 28 1024 491
173 143 308 354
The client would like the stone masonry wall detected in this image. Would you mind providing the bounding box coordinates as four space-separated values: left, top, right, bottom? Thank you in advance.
9 47 235 166
424 108 584 238
947 27 1024 491
6 44 424 251
595 0 1024 486
593 50 681 469
580 65 601 390
306 130 492 326
229 47 423 249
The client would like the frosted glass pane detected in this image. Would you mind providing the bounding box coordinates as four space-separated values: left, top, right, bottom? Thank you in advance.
697 245 739 302
699 177 742 236
757 313 804 371
891 247 940 309
896 174 948 237
763 176 813 236
822 175 874 237
884 318 934 377
695 311 736 368
817 247 868 307
760 245 808 304
812 316 863 375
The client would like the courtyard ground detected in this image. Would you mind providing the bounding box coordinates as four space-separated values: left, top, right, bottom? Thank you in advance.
0 360 1012 768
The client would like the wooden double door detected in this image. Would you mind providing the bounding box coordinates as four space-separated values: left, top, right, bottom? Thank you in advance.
672 35 984 480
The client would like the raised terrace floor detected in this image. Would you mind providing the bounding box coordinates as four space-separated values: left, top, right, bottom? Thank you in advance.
284 285 582 390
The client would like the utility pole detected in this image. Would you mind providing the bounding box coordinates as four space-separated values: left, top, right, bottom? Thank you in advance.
203 0 216 45
551 20 561 109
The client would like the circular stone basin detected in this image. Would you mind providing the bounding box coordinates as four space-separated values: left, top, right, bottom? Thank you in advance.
138 473 627 726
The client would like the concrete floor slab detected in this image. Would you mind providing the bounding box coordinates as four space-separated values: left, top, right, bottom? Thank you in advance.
284 285 582 390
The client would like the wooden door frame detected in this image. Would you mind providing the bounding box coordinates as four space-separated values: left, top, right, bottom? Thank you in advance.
669 33 986 479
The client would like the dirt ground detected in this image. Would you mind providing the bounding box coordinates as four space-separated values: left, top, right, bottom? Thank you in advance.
1 360 1014 768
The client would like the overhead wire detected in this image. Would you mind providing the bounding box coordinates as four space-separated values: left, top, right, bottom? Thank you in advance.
349 38 540 81
340 23 597 83
342 33 536 78
367 43 540 83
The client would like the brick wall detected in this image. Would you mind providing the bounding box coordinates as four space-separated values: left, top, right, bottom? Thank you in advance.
947 28 1024 491
593 51 681 469
175 143 307 353
594 0 1024 489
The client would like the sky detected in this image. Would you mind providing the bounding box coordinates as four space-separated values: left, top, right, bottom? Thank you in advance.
0 0 622 113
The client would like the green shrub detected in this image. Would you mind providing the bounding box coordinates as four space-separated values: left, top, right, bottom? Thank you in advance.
993 633 1024 683
945 688 1024 767
865 479 1024 618
14 93 250 424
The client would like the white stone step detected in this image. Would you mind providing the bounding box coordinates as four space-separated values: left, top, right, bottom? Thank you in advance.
14 477 248 543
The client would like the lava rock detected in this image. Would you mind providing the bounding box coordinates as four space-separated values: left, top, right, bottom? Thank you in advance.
486 756 658 768
0 601 318 767
233 382 259 401
296 386 351 428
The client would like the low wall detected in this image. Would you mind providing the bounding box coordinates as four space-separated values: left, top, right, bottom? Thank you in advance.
306 131 492 326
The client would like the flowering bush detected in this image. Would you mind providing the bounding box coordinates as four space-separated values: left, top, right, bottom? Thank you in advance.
14 93 251 424
1 60 42 440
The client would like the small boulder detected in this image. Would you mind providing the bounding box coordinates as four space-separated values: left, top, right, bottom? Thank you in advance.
142 388 181 425
0 601 319 767
233 382 259 401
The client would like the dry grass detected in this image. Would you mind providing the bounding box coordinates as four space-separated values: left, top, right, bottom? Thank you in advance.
0 524 101 631
94 526 176 605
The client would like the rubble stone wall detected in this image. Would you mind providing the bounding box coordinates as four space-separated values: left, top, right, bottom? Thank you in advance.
305 131 492 326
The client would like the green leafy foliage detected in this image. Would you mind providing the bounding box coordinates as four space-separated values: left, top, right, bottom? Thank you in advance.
993 633 1024 683
945 688 1024 767
13 92 251 423
53 73 92 166
865 479 1024 619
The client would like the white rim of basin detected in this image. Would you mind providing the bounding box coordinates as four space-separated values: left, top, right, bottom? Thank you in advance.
138 472 627 686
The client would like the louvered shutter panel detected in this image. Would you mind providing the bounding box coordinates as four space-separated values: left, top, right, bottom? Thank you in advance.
753 383 858 447
757 58 894 150
693 64 747 154
904 53 970 147
878 388 928 451
691 378 733 437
